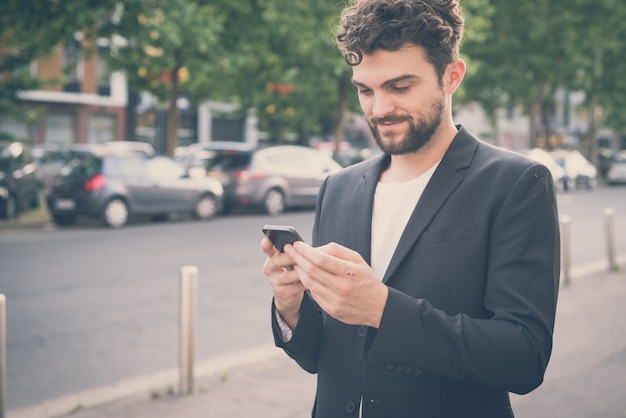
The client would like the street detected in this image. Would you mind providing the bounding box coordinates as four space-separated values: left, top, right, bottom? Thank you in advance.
0 186 625 412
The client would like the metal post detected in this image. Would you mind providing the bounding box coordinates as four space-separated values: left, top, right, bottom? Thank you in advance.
604 208 617 272
179 266 198 395
560 215 572 286
1 294 6 418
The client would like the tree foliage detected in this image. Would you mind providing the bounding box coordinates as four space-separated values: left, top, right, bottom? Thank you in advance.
5 0 626 155
461 0 626 154
0 0 118 119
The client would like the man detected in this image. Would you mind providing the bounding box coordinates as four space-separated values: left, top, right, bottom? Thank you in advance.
261 0 560 416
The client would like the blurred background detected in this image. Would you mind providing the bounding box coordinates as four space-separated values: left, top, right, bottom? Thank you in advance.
1 0 626 162
1 1 626 416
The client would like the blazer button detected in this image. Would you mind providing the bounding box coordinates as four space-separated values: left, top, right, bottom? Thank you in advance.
384 362 395 371
345 401 357 414
358 325 367 337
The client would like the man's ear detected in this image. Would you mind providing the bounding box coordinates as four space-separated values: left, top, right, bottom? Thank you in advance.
445 59 466 94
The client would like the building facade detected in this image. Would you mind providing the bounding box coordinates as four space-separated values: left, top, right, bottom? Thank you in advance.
1 37 127 145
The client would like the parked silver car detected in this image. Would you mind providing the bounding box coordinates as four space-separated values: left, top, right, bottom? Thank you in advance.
550 149 597 190
178 142 343 215
518 148 567 192
46 150 223 228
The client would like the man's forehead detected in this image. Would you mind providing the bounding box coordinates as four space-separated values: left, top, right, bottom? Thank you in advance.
351 51 431 87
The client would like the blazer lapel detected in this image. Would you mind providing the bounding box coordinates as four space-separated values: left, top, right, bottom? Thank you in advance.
350 154 390 265
381 127 478 283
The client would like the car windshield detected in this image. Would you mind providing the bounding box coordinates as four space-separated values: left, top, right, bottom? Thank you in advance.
197 150 251 171
60 156 103 177
614 152 626 163
103 155 146 176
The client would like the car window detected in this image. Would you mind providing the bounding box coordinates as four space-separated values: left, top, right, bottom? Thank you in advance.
62 156 103 177
146 157 186 180
304 151 342 172
0 155 8 171
104 156 146 177
200 150 251 171
21 146 34 164
264 152 306 167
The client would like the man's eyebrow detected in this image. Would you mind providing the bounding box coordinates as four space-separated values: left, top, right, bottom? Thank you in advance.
351 74 419 89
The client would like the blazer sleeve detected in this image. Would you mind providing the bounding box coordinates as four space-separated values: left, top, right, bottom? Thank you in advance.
365 163 560 395
270 177 330 373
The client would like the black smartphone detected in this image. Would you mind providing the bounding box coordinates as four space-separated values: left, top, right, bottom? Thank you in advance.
262 224 304 252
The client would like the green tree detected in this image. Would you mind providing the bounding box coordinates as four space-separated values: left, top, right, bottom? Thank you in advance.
569 0 626 161
462 0 583 148
101 0 225 157
0 0 118 125
193 0 358 151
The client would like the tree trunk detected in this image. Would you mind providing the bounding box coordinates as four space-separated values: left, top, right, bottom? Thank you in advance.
583 49 603 165
527 80 552 148
165 65 181 158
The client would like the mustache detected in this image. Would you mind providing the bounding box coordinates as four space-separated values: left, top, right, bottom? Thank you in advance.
369 115 411 126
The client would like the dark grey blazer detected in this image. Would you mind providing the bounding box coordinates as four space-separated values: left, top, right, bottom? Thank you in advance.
273 126 560 418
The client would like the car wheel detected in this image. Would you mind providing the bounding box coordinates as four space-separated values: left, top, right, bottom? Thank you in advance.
0 195 17 219
194 194 218 220
52 213 77 226
263 188 285 216
102 198 129 228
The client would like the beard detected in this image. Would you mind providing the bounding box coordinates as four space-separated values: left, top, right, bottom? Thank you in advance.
368 96 445 155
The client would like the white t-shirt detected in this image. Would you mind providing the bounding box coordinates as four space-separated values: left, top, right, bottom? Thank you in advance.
371 162 439 279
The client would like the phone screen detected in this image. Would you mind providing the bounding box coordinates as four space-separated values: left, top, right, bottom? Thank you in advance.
262 225 303 252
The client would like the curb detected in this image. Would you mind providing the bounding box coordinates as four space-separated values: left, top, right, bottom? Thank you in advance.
7 344 283 418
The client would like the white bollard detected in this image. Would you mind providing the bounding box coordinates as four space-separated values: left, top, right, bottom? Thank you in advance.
603 208 617 272
179 266 198 395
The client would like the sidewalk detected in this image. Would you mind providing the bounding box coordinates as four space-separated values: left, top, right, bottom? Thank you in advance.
7 266 625 418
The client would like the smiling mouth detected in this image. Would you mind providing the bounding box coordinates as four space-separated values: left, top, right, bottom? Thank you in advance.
371 115 409 127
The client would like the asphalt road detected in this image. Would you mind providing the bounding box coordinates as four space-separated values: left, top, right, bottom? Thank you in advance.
0 186 625 413
0 209 316 411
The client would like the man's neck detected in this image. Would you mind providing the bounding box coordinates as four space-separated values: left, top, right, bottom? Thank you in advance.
379 123 457 183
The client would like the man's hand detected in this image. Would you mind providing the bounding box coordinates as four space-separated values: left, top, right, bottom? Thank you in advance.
285 241 388 328
261 237 306 330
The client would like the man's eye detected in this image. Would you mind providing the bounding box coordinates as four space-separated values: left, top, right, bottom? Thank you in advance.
392 86 409 93
358 88 372 95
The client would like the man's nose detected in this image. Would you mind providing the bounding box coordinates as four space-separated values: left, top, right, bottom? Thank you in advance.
370 93 395 119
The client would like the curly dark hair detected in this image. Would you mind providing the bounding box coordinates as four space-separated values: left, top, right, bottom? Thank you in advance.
335 0 464 80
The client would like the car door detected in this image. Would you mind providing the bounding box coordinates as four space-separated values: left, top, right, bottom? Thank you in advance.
144 157 196 212
300 149 343 201
104 156 153 212
261 150 311 205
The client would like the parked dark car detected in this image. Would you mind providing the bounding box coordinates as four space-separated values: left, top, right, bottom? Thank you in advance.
177 142 343 215
606 150 626 185
0 140 41 219
46 150 223 228
33 141 156 187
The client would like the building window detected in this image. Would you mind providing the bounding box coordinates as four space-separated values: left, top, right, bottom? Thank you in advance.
97 45 111 96
63 39 82 93
88 113 116 143
46 112 76 144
